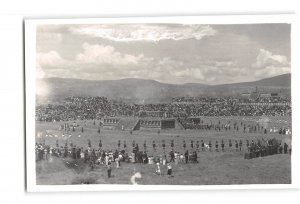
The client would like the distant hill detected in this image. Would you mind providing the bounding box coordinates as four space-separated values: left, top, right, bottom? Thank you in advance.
218 73 291 87
36 73 291 104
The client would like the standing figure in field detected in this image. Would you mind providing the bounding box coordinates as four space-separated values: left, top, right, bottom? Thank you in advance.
135 144 139 153
284 142 288 154
143 140 147 151
155 162 161 176
123 140 127 149
153 140 156 152
184 150 189 164
190 140 194 149
279 143 283 154
229 139 232 151
169 150 175 163
107 162 112 178
171 140 174 150
193 151 198 163
99 140 102 149
117 140 121 149
221 139 225 152
208 140 212 152
196 141 200 152
183 140 186 150
162 140 166 151
246 140 250 152
167 163 173 177
239 139 243 152
201 140 205 151
132 140 135 149
235 140 239 152
215 140 219 152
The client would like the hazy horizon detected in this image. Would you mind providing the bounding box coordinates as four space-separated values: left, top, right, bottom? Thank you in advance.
38 72 290 86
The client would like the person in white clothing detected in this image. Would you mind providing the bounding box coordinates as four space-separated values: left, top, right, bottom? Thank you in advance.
155 162 161 176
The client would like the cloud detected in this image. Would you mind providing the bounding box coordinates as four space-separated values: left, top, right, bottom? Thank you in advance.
37 44 290 85
37 51 71 68
252 48 290 68
252 49 290 78
37 43 154 80
69 24 216 42
75 43 148 66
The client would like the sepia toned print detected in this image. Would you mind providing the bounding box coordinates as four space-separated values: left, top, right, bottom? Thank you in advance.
31 20 291 187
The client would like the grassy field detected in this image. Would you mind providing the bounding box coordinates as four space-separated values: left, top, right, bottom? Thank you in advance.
35 118 292 185
36 153 291 185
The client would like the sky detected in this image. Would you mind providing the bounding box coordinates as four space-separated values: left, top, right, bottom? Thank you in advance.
36 23 291 85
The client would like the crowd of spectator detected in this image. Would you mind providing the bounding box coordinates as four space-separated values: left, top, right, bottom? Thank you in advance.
36 96 291 122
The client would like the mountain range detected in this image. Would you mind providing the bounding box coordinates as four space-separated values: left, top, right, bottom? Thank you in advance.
37 73 291 104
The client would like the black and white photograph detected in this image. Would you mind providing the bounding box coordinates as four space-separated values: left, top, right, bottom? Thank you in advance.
25 16 294 191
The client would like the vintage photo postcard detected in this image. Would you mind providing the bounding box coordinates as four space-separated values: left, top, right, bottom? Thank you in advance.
25 15 297 192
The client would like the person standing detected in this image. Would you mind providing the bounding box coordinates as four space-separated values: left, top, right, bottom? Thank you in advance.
196 141 200 152
115 157 120 169
167 163 173 177
117 140 121 149
284 143 288 154
201 140 205 151
221 139 225 152
144 140 147 151
169 150 175 163
215 141 219 152
239 139 243 152
229 139 232 151
162 140 166 151
246 140 250 152
107 162 112 178
155 162 161 176
152 140 156 152
184 150 189 163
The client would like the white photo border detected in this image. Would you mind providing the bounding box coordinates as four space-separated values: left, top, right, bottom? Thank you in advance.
25 14 299 192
